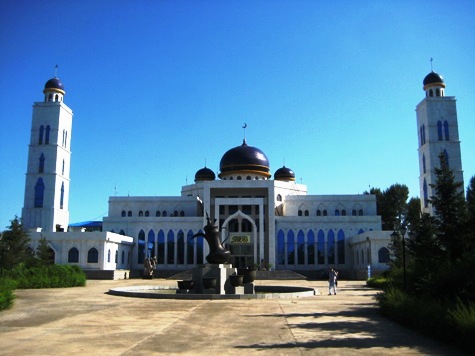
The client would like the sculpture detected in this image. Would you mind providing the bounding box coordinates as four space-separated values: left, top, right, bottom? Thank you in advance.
143 256 157 278
192 213 231 264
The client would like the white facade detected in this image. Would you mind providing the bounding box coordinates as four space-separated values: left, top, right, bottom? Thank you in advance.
22 79 73 232
416 72 464 215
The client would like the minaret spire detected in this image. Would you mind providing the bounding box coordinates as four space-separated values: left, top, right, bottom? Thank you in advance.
430 58 433 72
242 123 247 143
54 64 58 78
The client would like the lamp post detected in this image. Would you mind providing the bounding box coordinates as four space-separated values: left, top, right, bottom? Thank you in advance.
400 227 407 291
391 226 407 291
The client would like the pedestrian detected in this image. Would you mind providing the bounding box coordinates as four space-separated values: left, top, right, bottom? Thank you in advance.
328 267 338 295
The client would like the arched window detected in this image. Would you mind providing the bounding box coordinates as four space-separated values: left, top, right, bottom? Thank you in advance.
335 209 340 216
48 93 53 101
443 149 449 168
157 230 165 264
119 229 125 235
358 209 364 216
317 230 325 264
39 154 45 173
277 194 282 202
423 179 428 208
121 250 125 264
337 229 345 264
34 178 45 208
423 154 426 174
167 230 175 265
45 125 51 145
156 210 161 217
429 89 433 97
145 210 150 217
298 210 303 216
378 247 390 263
352 209 357 216
276 230 285 265
187 230 195 265
180 210 185 217
107 249 111 263
287 230 295 265
139 211 143 217
162 210 167 217
62 159 65 175
246 176 251 180
437 121 443 141
64 131 67 148
138 230 145 264
323 210 328 216
307 230 315 265
115 250 118 263
177 230 185 264
316 209 321 216
443 121 449 140
39 125 44 144
436 88 440 97
173 210 178 217
327 230 335 265
127 211 132 217
297 230 305 265
121 210 126 217
68 247 79 263
341 210 346 216
87 248 98 263
304 210 309 216
148 230 156 258
60 182 64 209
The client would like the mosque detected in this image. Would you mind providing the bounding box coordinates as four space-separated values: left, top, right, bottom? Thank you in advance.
22 69 464 279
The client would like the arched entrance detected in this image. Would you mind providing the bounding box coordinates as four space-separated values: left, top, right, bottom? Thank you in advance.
222 211 257 268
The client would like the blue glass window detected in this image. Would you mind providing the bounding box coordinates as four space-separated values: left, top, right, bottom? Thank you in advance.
167 230 175 264
187 230 195 265
68 247 79 263
287 230 295 265
157 230 165 264
317 230 325 264
437 121 443 141
378 247 390 263
60 182 64 209
148 230 156 258
87 248 98 263
443 121 449 140
327 230 335 265
34 178 45 208
337 229 345 264
277 230 285 265
39 154 45 173
138 230 145 264
39 125 44 145
297 230 305 265
177 230 185 264
45 125 51 145
307 230 315 265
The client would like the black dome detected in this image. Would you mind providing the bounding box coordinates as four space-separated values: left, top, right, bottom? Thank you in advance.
194 167 216 182
423 71 444 87
44 77 65 92
219 140 270 178
274 166 295 181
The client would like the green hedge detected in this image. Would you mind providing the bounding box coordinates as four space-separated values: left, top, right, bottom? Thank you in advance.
0 277 18 311
377 287 475 352
9 264 86 289
366 276 389 289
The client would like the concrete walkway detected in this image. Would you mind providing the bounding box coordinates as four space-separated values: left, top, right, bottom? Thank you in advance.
0 279 461 355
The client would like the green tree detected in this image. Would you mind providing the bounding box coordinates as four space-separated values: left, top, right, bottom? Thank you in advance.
0 217 33 272
34 236 54 266
367 184 409 230
429 153 468 263
466 175 475 226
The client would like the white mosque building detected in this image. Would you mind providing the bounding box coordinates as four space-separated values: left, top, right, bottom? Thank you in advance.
22 69 464 279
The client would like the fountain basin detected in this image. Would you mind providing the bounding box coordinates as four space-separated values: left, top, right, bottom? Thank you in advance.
108 285 316 299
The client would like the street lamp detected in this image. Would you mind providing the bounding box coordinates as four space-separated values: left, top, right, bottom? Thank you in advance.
391 226 407 291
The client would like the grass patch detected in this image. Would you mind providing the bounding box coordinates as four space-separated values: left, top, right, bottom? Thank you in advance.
366 276 389 289
10 264 86 289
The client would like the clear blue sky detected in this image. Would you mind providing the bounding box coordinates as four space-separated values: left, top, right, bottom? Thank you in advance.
1 0 474 229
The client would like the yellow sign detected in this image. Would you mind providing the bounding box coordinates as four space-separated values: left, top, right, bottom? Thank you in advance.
230 234 251 244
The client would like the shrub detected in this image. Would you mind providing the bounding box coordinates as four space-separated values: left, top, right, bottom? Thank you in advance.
10 264 86 289
366 276 389 289
0 277 18 311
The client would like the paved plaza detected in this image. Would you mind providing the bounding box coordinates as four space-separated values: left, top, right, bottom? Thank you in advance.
0 279 460 355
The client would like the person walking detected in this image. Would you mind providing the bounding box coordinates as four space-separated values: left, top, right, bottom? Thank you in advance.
328 267 338 295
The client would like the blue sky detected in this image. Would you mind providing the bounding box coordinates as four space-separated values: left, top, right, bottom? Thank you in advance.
1 0 474 229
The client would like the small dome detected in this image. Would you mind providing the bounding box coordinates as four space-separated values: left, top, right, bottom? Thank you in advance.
194 166 216 182
274 166 295 181
423 71 445 89
43 77 65 94
219 140 270 179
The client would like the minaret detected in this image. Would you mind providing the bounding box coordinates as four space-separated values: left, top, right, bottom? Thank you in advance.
22 76 73 231
416 70 464 215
